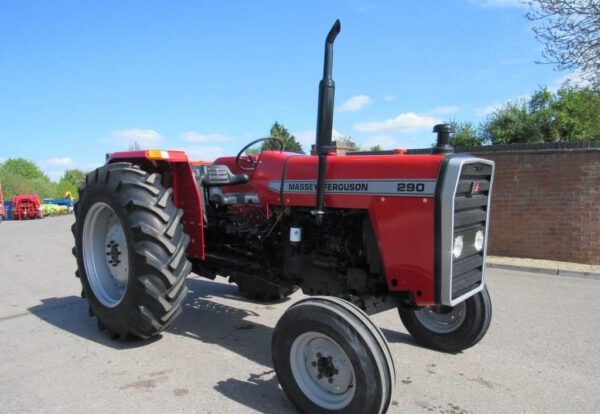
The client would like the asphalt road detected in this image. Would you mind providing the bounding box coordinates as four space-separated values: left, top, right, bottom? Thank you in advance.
1 215 599 414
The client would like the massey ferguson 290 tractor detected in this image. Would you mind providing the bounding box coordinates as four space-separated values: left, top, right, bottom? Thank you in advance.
72 21 494 414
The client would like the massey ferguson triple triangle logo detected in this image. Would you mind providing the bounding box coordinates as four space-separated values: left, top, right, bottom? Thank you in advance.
267 179 437 197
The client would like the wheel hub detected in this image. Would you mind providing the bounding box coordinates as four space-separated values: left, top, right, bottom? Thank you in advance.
414 302 467 334
107 241 121 265
290 331 356 410
82 202 130 308
315 354 339 380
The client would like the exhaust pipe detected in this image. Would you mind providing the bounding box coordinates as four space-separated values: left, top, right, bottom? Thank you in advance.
313 19 341 225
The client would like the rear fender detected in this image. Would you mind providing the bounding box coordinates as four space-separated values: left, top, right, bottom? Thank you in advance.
107 150 205 260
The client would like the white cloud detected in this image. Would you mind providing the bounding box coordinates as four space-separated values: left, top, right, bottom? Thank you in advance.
550 70 592 91
104 128 163 147
338 95 371 112
40 157 73 167
332 129 345 141
181 146 225 162
181 131 232 143
353 112 441 133
429 106 459 116
294 130 315 149
466 0 526 8
383 95 396 102
0 157 6 163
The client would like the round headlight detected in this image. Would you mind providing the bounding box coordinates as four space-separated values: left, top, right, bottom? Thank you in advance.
453 235 464 259
474 230 485 252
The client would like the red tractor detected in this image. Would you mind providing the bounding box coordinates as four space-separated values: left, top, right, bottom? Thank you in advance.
12 194 43 220
72 21 494 414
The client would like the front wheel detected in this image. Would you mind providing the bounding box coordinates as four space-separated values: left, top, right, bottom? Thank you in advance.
399 286 492 353
272 296 395 414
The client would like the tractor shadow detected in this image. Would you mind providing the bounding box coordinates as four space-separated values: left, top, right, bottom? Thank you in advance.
213 370 295 414
27 296 159 350
28 278 295 413
167 277 277 368
379 328 419 346
167 276 295 413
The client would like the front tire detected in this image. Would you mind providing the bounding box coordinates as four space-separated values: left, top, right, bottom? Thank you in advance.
272 297 395 414
72 163 191 339
399 286 492 353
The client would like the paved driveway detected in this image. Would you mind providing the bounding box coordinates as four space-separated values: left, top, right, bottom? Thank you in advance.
0 215 598 413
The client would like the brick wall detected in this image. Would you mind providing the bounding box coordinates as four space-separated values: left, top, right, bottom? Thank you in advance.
480 149 599 265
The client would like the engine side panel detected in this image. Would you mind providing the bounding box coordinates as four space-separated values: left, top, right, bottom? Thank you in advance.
246 151 443 305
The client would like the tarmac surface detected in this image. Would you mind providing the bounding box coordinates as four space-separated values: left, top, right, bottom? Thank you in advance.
1 215 599 414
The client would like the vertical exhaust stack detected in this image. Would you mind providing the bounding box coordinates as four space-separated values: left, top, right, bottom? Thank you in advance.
313 19 341 225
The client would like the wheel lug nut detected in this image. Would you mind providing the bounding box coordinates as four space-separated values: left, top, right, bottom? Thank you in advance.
317 374 322 380
316 353 321 358
311 361 317 367
328 378 333 383
334 369 339 375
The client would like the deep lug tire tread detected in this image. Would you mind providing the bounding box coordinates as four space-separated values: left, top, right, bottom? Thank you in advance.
72 162 190 340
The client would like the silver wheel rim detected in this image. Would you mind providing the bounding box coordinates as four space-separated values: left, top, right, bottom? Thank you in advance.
290 331 356 410
82 202 129 308
414 302 467 334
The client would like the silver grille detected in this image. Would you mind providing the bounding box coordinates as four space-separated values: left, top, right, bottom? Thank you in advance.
438 157 495 306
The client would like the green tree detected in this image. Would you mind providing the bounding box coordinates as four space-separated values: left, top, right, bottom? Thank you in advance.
369 144 383 151
0 158 46 180
56 169 86 198
262 122 304 153
0 158 57 199
128 141 142 151
553 87 600 140
482 101 531 144
447 120 486 146
525 0 600 88
482 86 600 144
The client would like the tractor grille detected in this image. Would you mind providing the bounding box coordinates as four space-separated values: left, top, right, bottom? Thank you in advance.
437 157 495 306
451 162 493 300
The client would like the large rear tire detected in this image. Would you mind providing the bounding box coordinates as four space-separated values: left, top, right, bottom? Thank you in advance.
72 163 191 339
399 286 492 353
272 296 395 414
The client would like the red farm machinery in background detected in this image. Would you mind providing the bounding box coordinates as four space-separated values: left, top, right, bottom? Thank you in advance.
71 20 495 414
12 194 43 220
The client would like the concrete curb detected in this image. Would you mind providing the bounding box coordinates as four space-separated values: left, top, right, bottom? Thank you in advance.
486 262 600 280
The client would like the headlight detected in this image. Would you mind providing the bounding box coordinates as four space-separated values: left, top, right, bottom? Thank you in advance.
474 230 485 252
453 235 464 259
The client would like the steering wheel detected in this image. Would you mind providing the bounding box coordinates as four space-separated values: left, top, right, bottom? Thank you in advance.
235 137 284 171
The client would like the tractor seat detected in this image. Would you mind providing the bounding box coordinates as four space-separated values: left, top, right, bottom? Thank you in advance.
200 165 249 187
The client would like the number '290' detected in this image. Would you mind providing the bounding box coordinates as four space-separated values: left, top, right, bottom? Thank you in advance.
397 182 425 192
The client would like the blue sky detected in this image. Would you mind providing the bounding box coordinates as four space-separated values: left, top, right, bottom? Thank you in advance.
0 0 573 180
